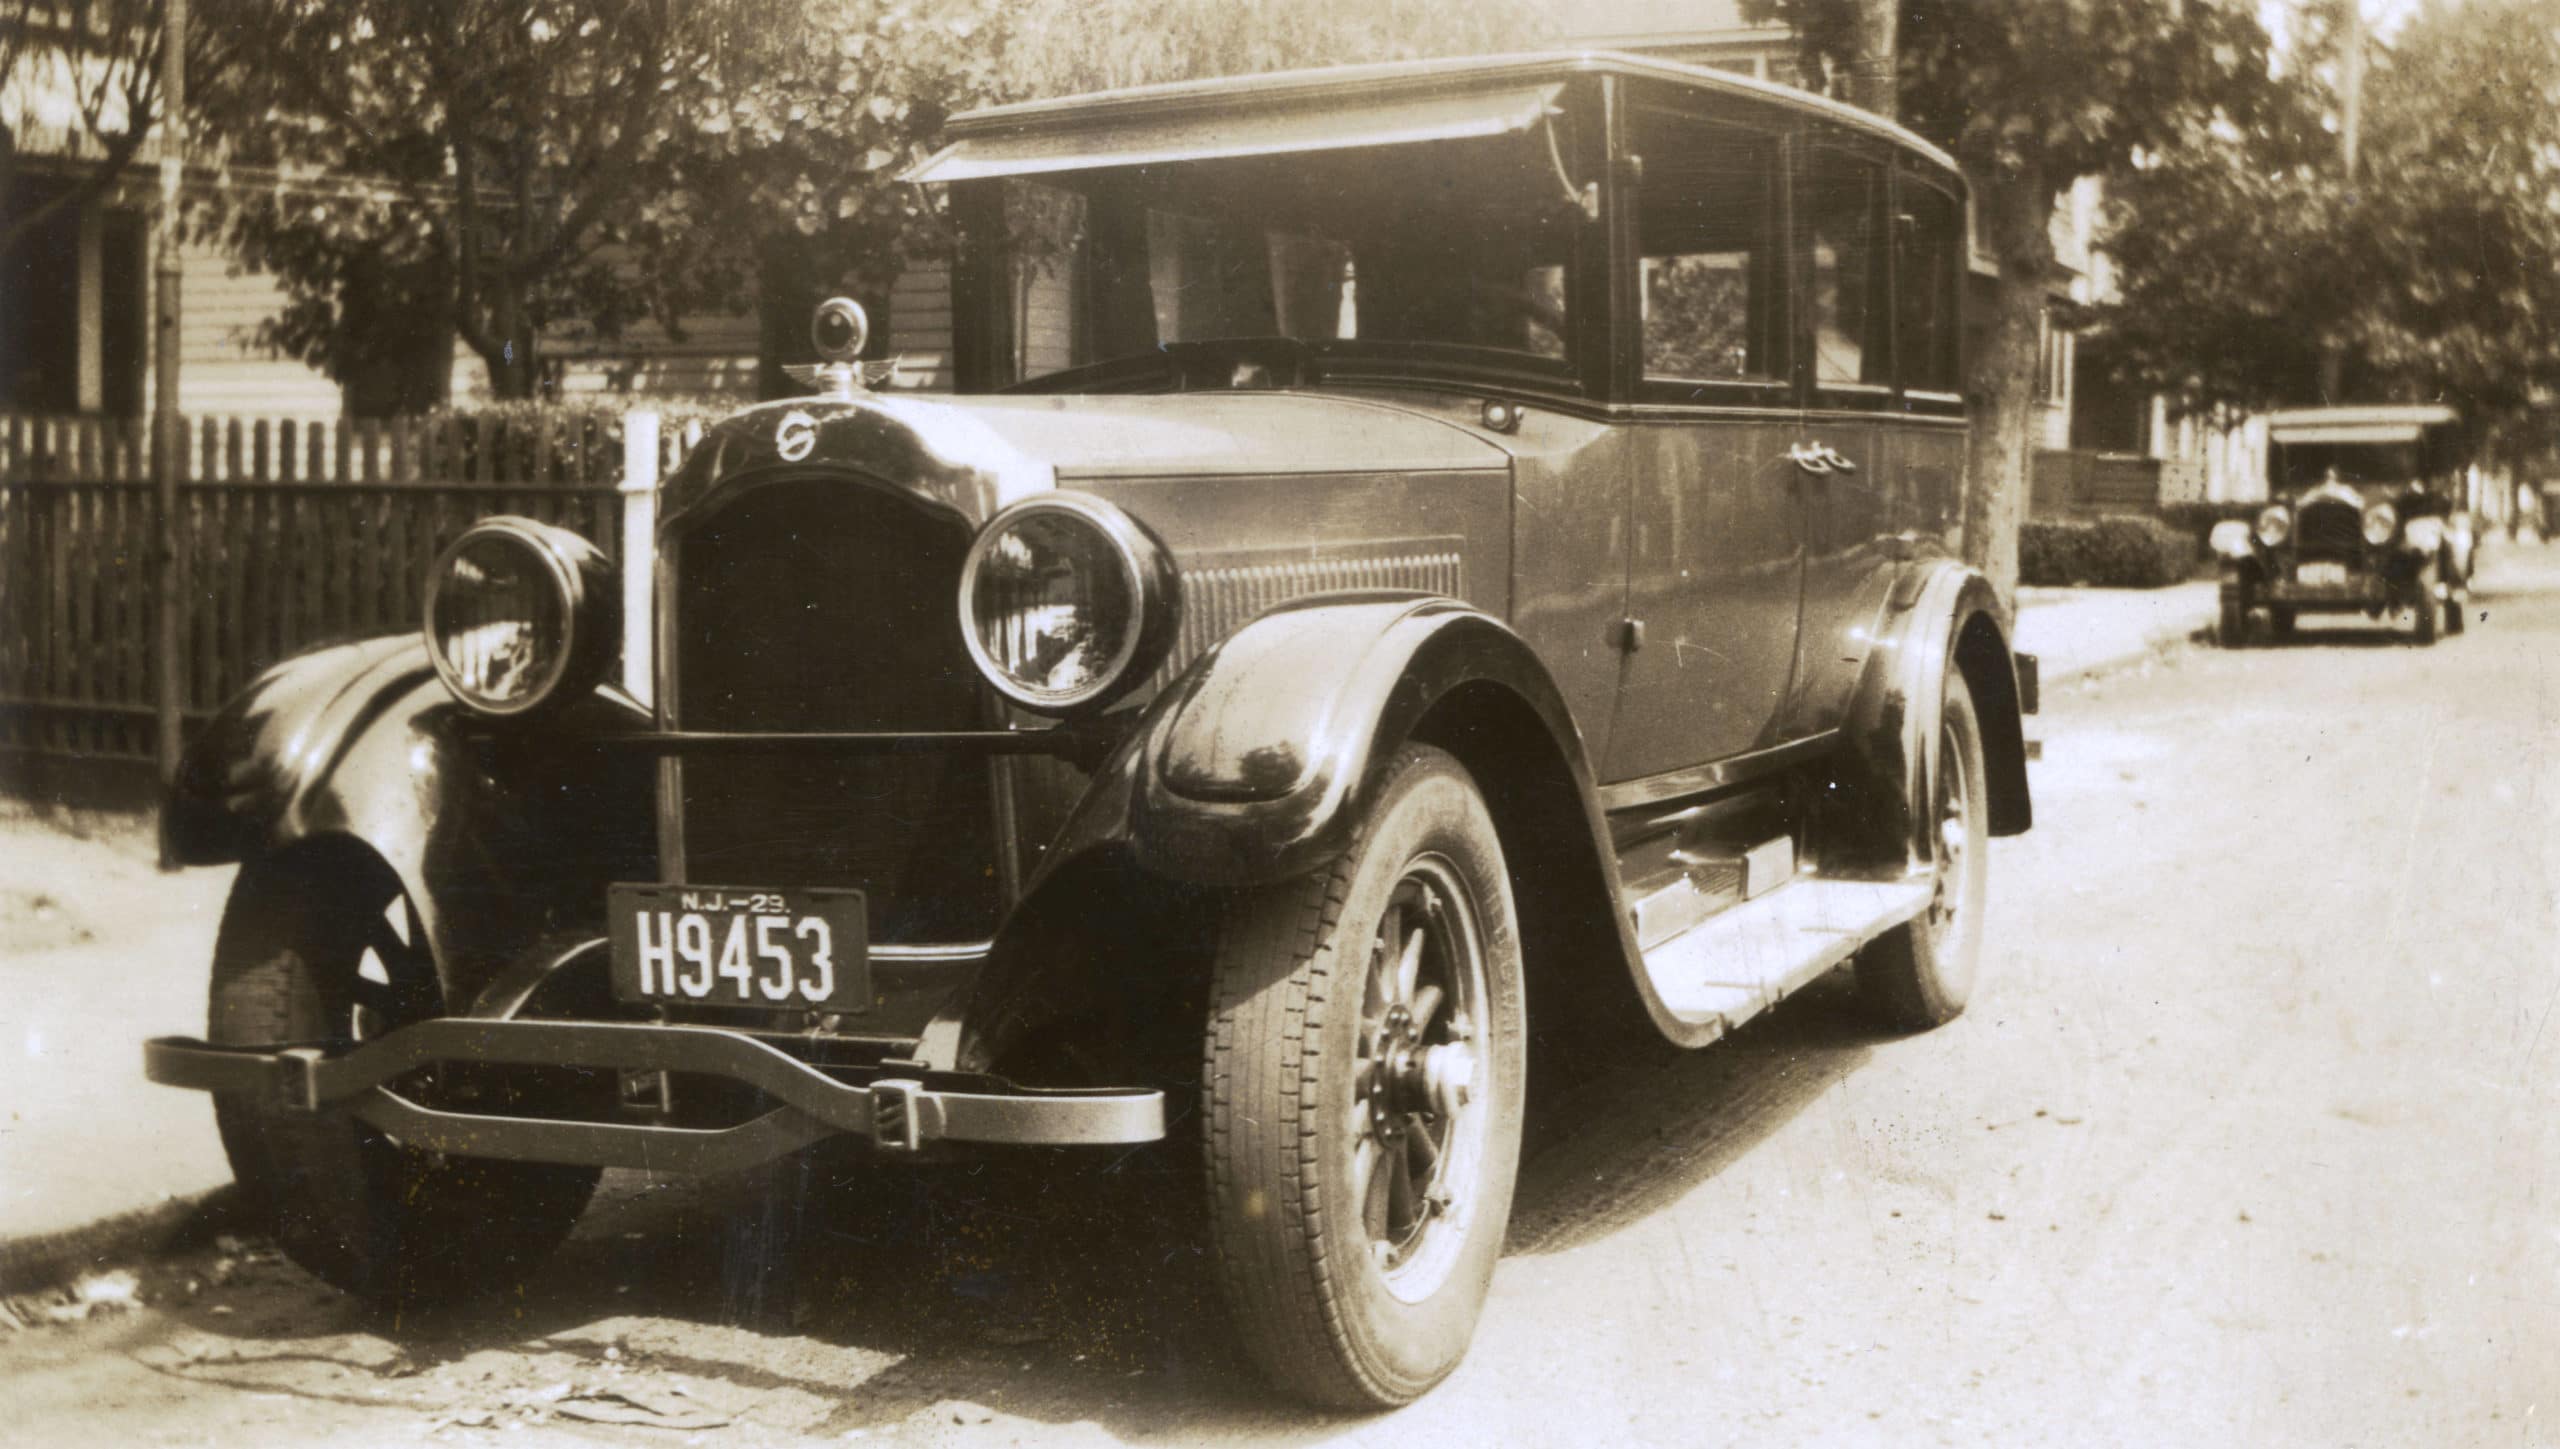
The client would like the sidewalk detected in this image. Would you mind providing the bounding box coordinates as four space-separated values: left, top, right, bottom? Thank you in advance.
2014 578 2219 682
0 805 237 1290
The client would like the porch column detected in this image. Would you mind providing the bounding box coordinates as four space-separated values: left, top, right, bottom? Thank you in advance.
76 201 104 412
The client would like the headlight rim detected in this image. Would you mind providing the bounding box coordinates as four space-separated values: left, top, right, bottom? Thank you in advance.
957 492 1181 717
423 515 616 720
2254 504 2292 548
2361 501 2399 547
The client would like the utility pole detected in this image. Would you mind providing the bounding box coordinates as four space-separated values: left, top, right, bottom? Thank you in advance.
152 0 187 854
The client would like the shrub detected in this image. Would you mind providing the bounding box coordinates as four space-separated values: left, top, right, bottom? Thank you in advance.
422 396 742 483
2018 515 2199 588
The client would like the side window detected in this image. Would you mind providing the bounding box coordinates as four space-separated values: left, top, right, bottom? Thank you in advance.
1802 145 1892 396
1895 176 1964 398
1633 110 1787 393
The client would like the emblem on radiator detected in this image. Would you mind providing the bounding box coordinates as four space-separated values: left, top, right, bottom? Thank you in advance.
775 410 817 462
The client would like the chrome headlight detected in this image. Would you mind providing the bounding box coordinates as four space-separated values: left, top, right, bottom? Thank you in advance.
2403 516 2445 555
958 493 1180 715
2255 505 2292 547
2361 502 2398 546
424 517 616 718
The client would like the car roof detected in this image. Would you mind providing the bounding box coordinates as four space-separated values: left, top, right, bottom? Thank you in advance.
910 48 1961 184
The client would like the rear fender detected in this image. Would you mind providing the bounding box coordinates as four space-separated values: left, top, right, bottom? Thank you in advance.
163 636 656 1007
1836 563 2033 864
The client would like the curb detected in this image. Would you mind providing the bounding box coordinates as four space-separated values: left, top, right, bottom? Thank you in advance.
2039 618 2213 684
0 1183 245 1297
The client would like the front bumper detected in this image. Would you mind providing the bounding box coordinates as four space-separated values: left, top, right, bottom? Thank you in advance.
145 1019 1164 1173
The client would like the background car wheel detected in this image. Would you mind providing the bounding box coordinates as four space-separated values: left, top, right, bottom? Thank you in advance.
2443 575 2466 635
1854 672 1990 1030
210 851 601 1307
2412 564 2441 645
2268 606 2297 642
1202 745 1527 1409
2216 583 2251 647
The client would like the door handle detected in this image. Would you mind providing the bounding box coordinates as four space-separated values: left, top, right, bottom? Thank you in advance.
1786 443 1834 476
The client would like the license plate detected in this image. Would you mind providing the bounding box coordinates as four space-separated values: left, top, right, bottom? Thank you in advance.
607 884 869 1012
2299 562 2350 586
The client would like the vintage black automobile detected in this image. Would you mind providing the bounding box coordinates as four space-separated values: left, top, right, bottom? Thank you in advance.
146 52 2035 1408
2213 404 2476 646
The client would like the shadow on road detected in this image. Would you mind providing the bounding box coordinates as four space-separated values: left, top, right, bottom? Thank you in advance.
125 977 1896 1438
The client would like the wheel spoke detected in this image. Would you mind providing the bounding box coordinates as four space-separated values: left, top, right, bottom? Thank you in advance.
365 916 415 972
1405 1119 1441 1182
1394 925 1424 1010
1409 983 1445 1036
1386 1131 1416 1237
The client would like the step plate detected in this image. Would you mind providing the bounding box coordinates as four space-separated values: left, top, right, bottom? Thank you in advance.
1640 877 1932 1034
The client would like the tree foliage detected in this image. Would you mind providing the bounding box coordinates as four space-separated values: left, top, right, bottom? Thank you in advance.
193 0 1010 405
1743 0 2276 602
188 0 1549 407
2092 0 2560 452
0 0 177 260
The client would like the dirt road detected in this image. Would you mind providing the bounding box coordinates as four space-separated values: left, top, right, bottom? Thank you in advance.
4 551 2554 1446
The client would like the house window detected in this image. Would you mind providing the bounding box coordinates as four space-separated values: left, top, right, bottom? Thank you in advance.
2035 310 2071 405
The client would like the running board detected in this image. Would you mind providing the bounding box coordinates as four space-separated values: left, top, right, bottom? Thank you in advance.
1639 876 1932 1036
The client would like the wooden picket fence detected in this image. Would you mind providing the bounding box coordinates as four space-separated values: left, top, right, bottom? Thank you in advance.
0 411 690 771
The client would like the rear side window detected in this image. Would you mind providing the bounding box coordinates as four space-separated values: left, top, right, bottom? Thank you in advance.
1800 144 1893 399
1632 109 1788 396
1896 176 1964 398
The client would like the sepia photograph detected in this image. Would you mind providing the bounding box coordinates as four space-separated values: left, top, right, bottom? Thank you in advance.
1 0 2554 1442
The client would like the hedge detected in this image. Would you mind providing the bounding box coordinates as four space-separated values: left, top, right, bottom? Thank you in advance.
2018 515 2199 589
423 396 745 483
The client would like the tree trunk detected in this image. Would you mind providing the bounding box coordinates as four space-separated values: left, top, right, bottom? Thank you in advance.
474 286 541 399
1964 165 2057 616
1851 0 1898 119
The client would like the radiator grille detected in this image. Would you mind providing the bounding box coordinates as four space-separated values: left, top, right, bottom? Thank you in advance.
668 476 999 944
2295 497 2366 560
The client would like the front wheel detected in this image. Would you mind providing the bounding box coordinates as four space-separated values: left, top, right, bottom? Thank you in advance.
1202 745 1527 1409
209 855 600 1306
2216 582 2250 647
1854 671 1990 1029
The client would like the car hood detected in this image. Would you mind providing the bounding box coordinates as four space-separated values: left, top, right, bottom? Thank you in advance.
656 390 1509 531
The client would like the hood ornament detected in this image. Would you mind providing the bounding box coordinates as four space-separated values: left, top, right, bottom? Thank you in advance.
782 297 903 400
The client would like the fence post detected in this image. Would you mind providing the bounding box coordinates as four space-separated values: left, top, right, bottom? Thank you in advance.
619 410 660 709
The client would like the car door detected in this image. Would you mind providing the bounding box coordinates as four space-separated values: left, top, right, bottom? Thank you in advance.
1787 140 1965 732
1600 101 1805 782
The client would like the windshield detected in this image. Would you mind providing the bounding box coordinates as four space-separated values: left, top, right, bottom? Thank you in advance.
2272 441 2429 494
970 134 1581 390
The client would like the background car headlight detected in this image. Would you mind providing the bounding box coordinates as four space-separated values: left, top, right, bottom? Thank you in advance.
424 517 616 717
2361 502 2398 546
959 494 1179 715
2403 516 2445 555
2255 505 2292 547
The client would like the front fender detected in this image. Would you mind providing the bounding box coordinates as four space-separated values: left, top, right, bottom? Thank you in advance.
943 592 1619 1072
164 636 656 1005
1128 592 1594 887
